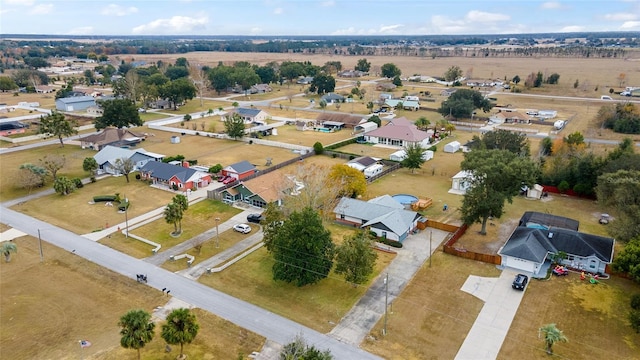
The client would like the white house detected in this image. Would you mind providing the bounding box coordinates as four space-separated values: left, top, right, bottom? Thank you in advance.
93 145 164 175
222 108 269 125
333 195 421 242
364 117 432 148
449 170 474 195
498 212 614 277
390 150 434 162
443 141 461 153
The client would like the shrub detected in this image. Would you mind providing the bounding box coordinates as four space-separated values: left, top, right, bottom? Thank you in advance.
558 180 570 193
72 178 83 189
90 176 96 183
380 238 403 248
630 310 640 333
209 164 223 174
93 195 117 202
631 294 640 310
313 141 324 155
118 200 130 212
428 145 437 152
135 174 141 180
172 184 179 191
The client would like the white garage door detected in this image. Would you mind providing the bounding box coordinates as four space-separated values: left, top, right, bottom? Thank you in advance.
503 256 536 273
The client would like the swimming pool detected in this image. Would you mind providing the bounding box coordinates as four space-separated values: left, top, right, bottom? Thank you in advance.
392 194 418 205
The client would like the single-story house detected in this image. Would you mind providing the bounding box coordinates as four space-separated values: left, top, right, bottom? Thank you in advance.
222 108 269 125
93 145 165 175
384 99 420 111
55 96 96 111
296 120 316 131
490 111 530 124
444 141 461 153
321 93 345 104
321 121 344 130
249 84 272 94
86 106 103 116
139 161 212 191
338 70 366 78
0 121 28 136
79 127 146 151
333 195 421 242
449 170 474 194
390 149 434 162
222 160 257 181
149 99 171 110
316 113 367 129
364 117 432 148
354 121 378 133
498 212 614 276
347 156 380 172
35 85 55 94
440 88 457 97
296 76 314 84
219 169 289 208
376 83 397 91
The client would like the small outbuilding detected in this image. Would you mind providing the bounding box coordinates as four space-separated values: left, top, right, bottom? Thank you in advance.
443 141 461 153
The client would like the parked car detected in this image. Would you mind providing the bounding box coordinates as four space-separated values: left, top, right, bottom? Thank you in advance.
246 213 264 224
512 274 529 290
223 176 236 184
233 223 251 234
217 175 227 182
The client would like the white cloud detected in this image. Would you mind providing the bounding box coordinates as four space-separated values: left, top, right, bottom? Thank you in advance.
132 15 208 34
560 25 585 32
67 26 94 35
273 7 283 15
320 0 335 6
250 27 263 34
5 0 35 5
603 13 637 21
331 23 404 36
620 21 640 29
378 24 404 33
101 4 138 16
541 1 562 9
465 10 510 22
30 4 53 14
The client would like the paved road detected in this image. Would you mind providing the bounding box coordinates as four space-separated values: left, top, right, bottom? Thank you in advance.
0 206 381 360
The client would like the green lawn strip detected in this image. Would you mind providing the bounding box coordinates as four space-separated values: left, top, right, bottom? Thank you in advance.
362 251 502 359
161 227 252 272
139 112 172 121
199 226 395 333
11 177 175 234
160 99 229 115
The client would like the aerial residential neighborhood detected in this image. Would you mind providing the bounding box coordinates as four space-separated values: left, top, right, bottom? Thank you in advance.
1 3 640 359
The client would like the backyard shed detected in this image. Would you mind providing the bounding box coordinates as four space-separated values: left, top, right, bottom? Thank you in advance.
444 141 461 153
354 122 377 133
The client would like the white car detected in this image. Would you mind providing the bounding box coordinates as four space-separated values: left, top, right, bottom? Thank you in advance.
233 223 251 234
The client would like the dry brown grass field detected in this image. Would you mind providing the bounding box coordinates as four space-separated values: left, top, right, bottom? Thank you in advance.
0 235 265 360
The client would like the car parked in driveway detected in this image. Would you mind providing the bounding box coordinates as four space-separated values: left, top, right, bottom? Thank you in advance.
246 213 264 224
233 223 251 234
512 273 528 290
223 176 237 184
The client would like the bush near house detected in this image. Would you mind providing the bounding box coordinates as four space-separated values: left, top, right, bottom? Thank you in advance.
93 195 117 202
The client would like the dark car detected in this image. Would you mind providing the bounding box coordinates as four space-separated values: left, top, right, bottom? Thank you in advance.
246 213 264 224
512 274 528 290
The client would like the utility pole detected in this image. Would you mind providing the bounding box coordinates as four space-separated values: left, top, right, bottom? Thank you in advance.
37 229 44 262
215 217 220 248
383 273 389 336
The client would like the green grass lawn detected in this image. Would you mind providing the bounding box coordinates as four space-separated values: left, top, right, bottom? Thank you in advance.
161 99 229 115
199 224 396 333
100 200 241 258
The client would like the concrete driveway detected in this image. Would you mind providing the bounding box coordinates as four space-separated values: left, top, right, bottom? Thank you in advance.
455 268 528 360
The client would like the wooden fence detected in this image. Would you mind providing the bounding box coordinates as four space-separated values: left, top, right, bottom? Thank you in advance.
433 221 503 265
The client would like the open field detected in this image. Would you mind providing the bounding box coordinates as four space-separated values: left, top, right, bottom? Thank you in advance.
11 176 176 234
0 92 57 109
0 234 265 360
199 236 396 334
0 144 96 201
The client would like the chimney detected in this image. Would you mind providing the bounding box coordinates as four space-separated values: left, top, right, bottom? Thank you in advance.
182 161 189 168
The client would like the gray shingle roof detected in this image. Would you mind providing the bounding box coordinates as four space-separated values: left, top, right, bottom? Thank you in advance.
93 146 135 166
500 226 614 263
56 96 96 104
334 197 419 237
228 160 256 174
236 108 261 117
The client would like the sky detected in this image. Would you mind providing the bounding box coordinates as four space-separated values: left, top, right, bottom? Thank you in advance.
1 0 639 36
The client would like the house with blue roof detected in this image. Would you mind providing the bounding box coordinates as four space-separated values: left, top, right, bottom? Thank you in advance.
222 107 270 125
333 195 421 242
222 160 257 181
139 161 212 191
93 145 165 175
55 96 96 111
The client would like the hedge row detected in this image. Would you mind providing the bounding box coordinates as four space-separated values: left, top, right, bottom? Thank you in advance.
379 238 403 248
93 195 117 202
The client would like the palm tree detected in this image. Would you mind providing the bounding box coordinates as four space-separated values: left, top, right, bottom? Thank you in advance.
161 308 199 359
1 242 17 262
164 202 183 235
118 309 155 360
415 116 431 131
172 194 189 233
539 323 568 355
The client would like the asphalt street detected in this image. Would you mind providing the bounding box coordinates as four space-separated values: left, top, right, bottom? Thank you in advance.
1 207 381 359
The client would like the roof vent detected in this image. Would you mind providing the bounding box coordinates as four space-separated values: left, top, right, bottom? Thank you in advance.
548 232 554 238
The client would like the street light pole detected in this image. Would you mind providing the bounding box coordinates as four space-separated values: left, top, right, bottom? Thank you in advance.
37 229 44 262
124 194 129 239
215 217 220 248
383 273 389 336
